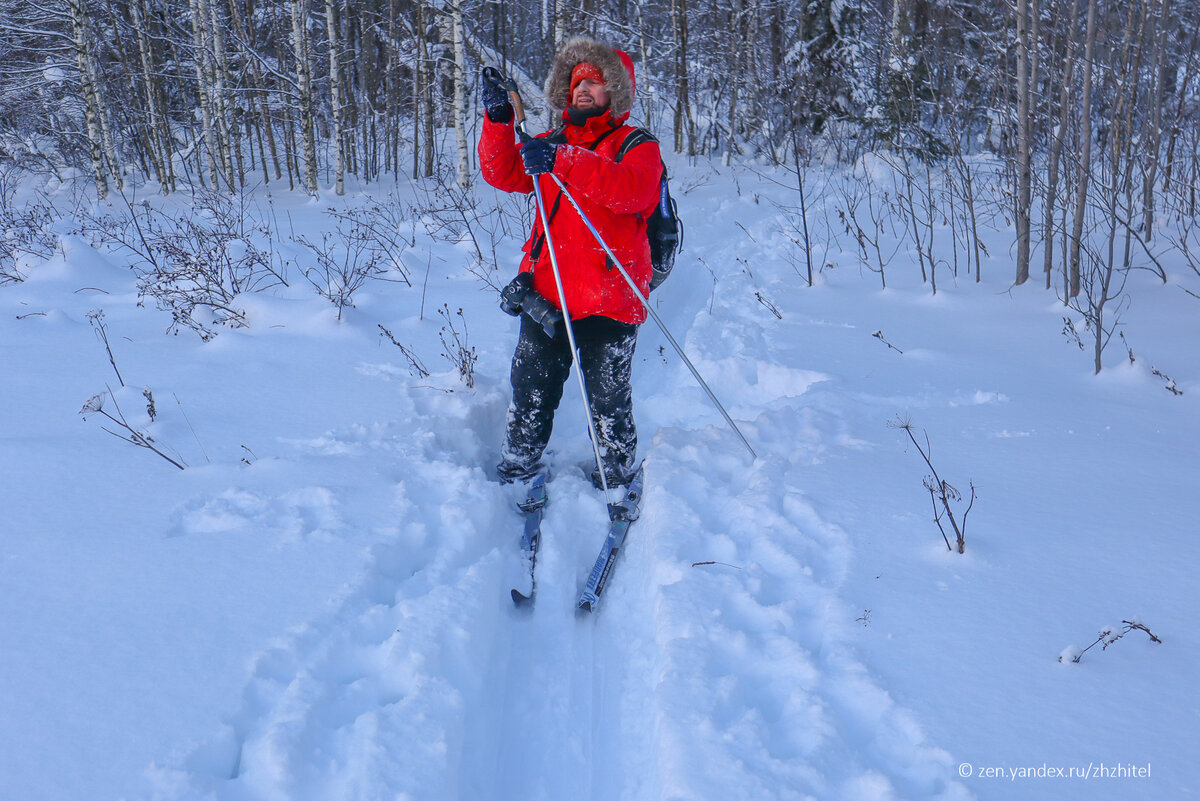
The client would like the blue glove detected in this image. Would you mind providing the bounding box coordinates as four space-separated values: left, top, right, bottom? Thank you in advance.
521 139 559 175
479 68 512 123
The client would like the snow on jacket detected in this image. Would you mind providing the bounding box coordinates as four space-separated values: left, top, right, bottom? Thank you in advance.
478 38 663 324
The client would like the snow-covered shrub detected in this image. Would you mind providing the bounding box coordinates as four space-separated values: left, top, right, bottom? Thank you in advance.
835 166 901 288
1060 621 1162 664
437 304 477 389
296 199 414 320
378 324 430 379
79 308 190 469
79 386 187 471
889 415 975 554
327 197 417 287
411 164 520 292
82 190 286 340
296 228 387 321
87 309 125 386
1063 250 1133 376
0 170 58 284
1151 366 1184 396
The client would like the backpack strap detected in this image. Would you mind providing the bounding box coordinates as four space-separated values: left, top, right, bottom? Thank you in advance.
614 127 658 163
614 128 680 284
614 127 667 223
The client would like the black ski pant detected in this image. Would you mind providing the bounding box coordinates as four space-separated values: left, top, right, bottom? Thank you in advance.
498 312 639 488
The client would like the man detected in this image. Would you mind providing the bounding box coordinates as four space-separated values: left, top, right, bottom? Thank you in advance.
478 37 663 492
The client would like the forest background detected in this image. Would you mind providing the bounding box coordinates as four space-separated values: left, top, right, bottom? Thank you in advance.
4 0 1200 335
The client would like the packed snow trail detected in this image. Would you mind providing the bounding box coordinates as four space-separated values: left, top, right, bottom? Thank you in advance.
145 395 968 800
143 183 971 801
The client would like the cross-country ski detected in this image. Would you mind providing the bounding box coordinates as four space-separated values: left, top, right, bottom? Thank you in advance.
578 466 645 613
509 470 547 606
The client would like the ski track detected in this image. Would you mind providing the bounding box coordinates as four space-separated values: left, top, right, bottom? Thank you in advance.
146 232 971 801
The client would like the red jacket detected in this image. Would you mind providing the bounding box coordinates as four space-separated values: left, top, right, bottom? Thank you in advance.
479 109 663 324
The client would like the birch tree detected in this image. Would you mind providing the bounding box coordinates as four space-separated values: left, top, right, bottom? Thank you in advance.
129 0 174 192
1069 0 1099 298
290 0 320 194
203 0 239 187
671 0 696 155
1014 0 1033 284
66 0 114 198
386 0 400 177
326 0 346 195
1042 0 1080 289
415 0 435 179
1141 0 1171 241
188 0 222 188
554 0 568 48
450 0 472 187
228 0 283 184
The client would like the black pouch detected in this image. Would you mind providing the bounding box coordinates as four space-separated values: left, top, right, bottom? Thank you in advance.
500 272 534 316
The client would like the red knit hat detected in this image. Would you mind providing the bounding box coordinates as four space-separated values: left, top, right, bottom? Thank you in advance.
570 62 605 93
615 49 635 98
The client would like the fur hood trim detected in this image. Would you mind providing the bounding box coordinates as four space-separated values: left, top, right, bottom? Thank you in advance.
544 37 635 118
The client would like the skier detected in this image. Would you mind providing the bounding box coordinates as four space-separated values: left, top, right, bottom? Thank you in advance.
478 37 664 494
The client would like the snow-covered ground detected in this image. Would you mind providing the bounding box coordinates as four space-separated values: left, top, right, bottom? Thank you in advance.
2 154 1195 801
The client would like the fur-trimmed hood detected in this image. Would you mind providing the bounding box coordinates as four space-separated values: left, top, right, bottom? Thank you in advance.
544 37 635 119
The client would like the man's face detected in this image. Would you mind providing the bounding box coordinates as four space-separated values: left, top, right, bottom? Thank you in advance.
572 78 610 111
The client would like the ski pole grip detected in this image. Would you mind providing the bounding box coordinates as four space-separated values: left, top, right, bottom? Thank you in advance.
505 79 527 126
504 84 528 137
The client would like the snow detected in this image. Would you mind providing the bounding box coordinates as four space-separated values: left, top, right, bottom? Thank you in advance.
1 157 1196 801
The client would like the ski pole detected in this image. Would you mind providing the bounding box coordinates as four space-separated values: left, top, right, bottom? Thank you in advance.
549 176 757 461
496 67 615 502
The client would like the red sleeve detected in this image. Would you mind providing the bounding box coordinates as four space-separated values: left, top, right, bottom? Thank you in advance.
552 137 662 215
478 115 534 194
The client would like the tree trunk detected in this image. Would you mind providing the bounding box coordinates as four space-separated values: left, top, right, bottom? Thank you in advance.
1162 26 1199 197
67 0 112 198
326 0 346 195
290 0 320 194
415 0 435 178
413 0 423 181
554 0 568 49
1069 0 1099 298
1029 0 1041 152
671 0 695 155
1014 0 1033 284
890 0 907 62
188 0 222 189
1116 0 1147 271
889 0 913 114
203 0 239 188
1043 0 1079 289
635 0 650 122
229 0 283 182
387 0 399 178
129 0 173 193
269 8 298 190
451 0 471 187
1142 0 1171 242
